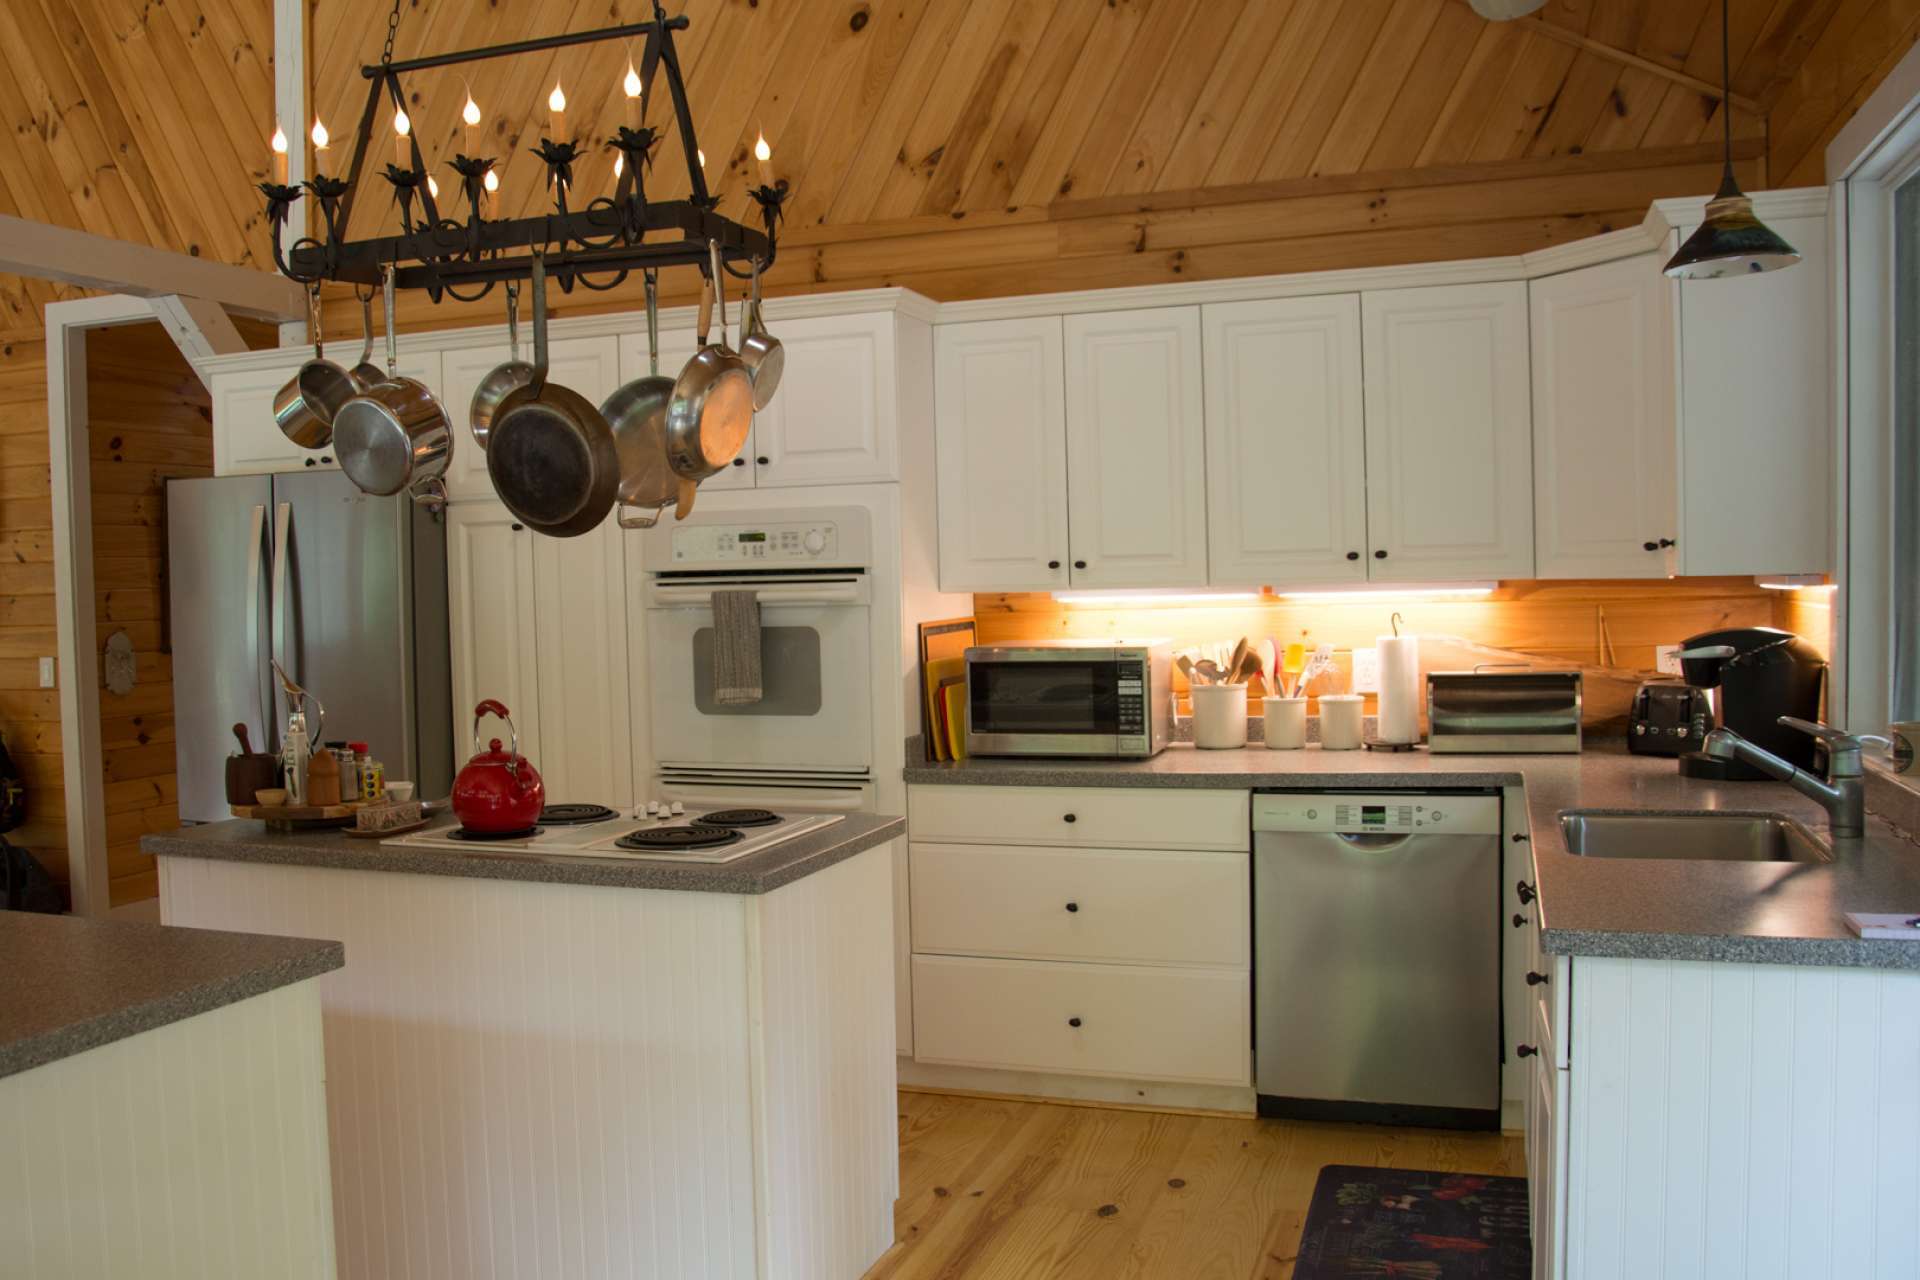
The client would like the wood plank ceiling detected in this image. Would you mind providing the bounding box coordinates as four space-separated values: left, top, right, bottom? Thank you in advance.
0 0 1911 331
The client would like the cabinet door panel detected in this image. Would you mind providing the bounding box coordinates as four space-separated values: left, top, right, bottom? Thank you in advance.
1361 283 1534 579
753 313 895 487
1064 307 1208 587
1530 256 1675 578
532 514 633 805
1203 296 1367 585
445 501 540 768
933 317 1070 592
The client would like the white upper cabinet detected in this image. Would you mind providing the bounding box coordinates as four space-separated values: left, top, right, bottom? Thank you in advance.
751 312 897 487
445 499 541 770
211 350 440 477
1063 307 1208 588
1530 255 1676 578
1203 295 1367 586
1361 282 1535 580
934 317 1070 593
1673 210 1830 576
439 335 620 499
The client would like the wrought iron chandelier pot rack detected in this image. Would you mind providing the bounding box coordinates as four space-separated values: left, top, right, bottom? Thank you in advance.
258 2 786 304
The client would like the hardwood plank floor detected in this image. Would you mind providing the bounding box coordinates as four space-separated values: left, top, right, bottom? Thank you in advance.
865 1089 1524 1280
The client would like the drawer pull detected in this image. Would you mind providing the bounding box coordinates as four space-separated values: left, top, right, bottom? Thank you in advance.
1065 901 1079 913
1516 880 1537 905
1063 813 1077 823
1526 971 1549 986
1067 1017 1082 1028
1512 913 1528 929
1516 1043 1538 1059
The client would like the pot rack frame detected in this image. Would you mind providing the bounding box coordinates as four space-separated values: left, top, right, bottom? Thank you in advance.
259 5 782 302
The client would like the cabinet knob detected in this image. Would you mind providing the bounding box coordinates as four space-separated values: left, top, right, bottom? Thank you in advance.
510 522 524 532
1346 551 1360 561
1527 971 1549 986
1512 912 1528 929
1065 901 1079 913
1516 880 1536 905
320 456 332 465
1659 538 1675 548
1073 560 1087 570
1644 540 1660 552
1516 1043 1538 1059
1067 1017 1082 1028
1063 813 1077 824
303 458 316 468
1511 832 1528 843
732 457 746 467
1048 560 1061 570
1373 549 1387 560
756 456 769 466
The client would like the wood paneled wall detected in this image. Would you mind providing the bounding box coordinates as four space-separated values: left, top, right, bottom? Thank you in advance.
87 322 210 907
973 578 1827 731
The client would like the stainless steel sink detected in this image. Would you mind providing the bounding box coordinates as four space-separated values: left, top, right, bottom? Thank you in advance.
1559 811 1829 863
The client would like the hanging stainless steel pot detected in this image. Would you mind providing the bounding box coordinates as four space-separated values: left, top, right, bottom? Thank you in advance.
272 287 358 449
333 265 453 500
486 253 623 538
468 280 534 451
348 287 384 390
600 270 679 530
664 240 754 482
737 257 783 411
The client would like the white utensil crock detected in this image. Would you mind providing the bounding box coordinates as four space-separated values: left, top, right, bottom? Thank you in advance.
1263 697 1307 749
1191 683 1249 749
1318 694 1364 750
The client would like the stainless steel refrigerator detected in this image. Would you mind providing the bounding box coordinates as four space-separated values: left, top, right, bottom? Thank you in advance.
167 470 453 823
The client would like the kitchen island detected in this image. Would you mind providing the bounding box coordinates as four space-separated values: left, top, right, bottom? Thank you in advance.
144 813 905 1280
0 911 341 1279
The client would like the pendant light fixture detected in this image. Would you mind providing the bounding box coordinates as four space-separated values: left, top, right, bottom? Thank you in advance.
1664 0 1799 278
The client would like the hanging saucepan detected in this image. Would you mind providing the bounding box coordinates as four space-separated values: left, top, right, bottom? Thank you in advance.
600 270 679 530
486 252 623 538
737 257 783 411
332 264 453 503
348 287 384 390
272 287 358 450
468 280 533 451
664 240 754 488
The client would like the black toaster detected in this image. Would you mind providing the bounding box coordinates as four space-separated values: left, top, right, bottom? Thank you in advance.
1629 681 1710 756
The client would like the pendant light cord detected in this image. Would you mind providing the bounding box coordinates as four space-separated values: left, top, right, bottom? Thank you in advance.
1718 0 1737 195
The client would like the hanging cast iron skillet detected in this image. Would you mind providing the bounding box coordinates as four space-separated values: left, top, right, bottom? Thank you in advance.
486 253 622 538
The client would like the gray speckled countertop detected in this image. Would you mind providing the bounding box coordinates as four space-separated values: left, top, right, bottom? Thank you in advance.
905 743 1920 969
143 812 905 895
0 913 342 1079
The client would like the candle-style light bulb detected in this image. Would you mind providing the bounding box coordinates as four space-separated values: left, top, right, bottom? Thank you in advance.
462 97 481 127
483 169 499 192
392 108 411 168
482 166 498 216
270 124 288 185
613 152 624 180
548 82 567 143
427 174 440 200
310 118 330 150
623 62 642 129
461 95 481 157
754 131 773 186
697 149 706 169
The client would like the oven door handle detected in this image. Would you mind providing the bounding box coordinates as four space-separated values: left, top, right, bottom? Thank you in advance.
658 785 870 812
648 582 865 606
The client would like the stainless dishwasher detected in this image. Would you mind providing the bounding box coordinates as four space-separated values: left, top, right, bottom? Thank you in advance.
1253 790 1503 1130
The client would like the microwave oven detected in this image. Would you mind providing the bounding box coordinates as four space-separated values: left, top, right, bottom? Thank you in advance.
964 640 1174 758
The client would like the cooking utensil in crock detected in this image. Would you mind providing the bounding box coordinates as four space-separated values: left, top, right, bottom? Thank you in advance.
272 287 358 449
664 240 754 482
450 700 545 833
601 270 679 530
468 280 534 452
348 287 384 390
486 252 623 538
333 265 453 500
737 257 783 411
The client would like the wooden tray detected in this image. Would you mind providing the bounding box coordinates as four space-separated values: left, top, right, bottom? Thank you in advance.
232 801 366 831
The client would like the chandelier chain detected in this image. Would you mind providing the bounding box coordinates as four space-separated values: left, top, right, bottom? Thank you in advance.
381 0 402 67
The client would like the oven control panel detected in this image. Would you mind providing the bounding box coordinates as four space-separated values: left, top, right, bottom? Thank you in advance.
669 520 841 564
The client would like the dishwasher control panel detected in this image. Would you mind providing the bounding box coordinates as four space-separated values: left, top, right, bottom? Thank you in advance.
1252 792 1501 836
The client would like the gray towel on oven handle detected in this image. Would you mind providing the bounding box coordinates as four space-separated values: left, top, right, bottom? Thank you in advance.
712 589 764 706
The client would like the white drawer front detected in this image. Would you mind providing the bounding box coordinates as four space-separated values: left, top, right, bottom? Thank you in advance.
910 842 1248 968
911 954 1250 1085
908 785 1249 851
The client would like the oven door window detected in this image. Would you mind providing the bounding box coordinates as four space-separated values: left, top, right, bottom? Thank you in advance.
971 661 1120 736
691 627 822 715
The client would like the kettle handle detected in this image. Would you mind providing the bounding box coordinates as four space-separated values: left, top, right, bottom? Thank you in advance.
472 700 520 779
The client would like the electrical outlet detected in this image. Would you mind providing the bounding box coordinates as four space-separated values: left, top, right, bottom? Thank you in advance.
37 656 54 689
1656 645 1682 676
1351 647 1380 693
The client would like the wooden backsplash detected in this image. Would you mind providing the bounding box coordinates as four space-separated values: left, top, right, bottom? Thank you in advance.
973 578 1834 731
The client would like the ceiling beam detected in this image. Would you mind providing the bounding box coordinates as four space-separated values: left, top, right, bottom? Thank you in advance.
1458 4 1765 116
0 214 304 321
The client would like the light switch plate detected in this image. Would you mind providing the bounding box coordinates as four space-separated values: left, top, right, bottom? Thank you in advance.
1656 645 1682 675
37 656 54 689
1351 647 1380 693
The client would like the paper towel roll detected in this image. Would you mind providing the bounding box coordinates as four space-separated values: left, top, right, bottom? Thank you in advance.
1376 633 1421 744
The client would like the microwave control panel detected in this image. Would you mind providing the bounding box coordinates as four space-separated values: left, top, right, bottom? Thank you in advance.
1116 660 1147 738
669 521 841 564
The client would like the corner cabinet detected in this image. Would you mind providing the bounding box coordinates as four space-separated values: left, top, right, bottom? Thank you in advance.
933 317 1071 592
210 350 441 477
1203 294 1368 585
1360 282 1535 580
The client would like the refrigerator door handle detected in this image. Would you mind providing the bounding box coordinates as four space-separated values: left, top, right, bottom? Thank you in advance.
271 500 290 726
245 503 267 739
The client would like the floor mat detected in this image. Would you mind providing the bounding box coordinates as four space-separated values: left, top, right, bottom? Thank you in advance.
1294 1164 1531 1279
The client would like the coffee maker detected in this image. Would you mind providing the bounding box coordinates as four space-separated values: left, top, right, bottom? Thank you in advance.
1676 627 1826 780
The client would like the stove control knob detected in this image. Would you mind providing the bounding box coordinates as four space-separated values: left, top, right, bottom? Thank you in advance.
803 529 827 555
669 801 685 816
645 801 662 817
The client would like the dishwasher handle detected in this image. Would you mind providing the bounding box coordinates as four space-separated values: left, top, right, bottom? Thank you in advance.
1332 832 1416 851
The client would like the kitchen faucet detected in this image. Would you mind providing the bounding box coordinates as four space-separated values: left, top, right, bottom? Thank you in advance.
1701 716 1882 838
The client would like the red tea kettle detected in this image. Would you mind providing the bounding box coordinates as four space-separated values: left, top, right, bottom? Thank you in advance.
451 700 545 833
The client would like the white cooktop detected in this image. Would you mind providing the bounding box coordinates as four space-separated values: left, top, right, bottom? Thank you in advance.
382 805 845 865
